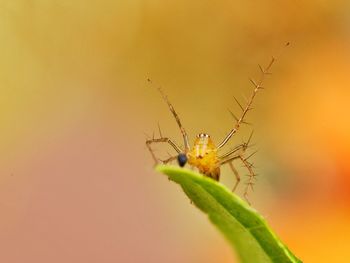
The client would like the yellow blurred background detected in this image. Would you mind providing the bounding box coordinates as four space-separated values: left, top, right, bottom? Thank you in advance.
0 0 349 262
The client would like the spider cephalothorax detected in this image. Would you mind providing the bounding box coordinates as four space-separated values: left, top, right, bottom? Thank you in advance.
186 133 220 180
146 55 277 204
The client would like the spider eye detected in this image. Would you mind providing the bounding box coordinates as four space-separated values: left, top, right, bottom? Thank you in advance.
177 153 187 167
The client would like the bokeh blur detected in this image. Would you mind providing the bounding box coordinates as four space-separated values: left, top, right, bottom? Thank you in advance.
0 1 349 262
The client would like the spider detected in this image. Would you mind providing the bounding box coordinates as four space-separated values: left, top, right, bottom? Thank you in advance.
146 56 276 204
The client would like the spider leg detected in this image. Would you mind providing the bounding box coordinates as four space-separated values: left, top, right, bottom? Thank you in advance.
239 155 257 205
218 130 254 160
219 147 257 205
217 56 276 149
159 155 178 165
218 143 245 159
146 137 182 166
228 161 240 192
148 79 190 151
219 154 242 194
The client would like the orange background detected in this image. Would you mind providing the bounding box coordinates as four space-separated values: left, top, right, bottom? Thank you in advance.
0 1 349 262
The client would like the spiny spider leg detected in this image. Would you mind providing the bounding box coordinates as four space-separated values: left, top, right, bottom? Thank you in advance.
228 162 240 192
219 155 240 166
219 154 242 195
219 130 254 160
159 155 178 165
219 144 246 160
146 137 182 166
239 155 258 205
217 57 276 149
147 79 190 151
219 152 256 205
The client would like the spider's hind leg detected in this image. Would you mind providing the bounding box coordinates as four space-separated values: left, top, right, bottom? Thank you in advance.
159 155 178 165
239 154 258 205
145 136 182 166
228 161 241 192
219 149 257 205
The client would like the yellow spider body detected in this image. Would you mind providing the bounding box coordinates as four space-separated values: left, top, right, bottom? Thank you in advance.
187 133 220 180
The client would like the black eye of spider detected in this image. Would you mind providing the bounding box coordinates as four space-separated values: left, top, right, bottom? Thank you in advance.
177 153 187 167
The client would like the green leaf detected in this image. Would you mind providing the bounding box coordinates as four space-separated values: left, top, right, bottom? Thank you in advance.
156 165 302 263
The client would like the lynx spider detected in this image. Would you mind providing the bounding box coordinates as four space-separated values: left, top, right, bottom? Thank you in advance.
146 52 281 204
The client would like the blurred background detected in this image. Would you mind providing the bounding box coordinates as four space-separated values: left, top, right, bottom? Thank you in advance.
0 0 349 262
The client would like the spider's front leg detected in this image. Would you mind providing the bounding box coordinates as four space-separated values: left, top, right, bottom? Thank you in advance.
216 56 275 150
147 79 191 152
